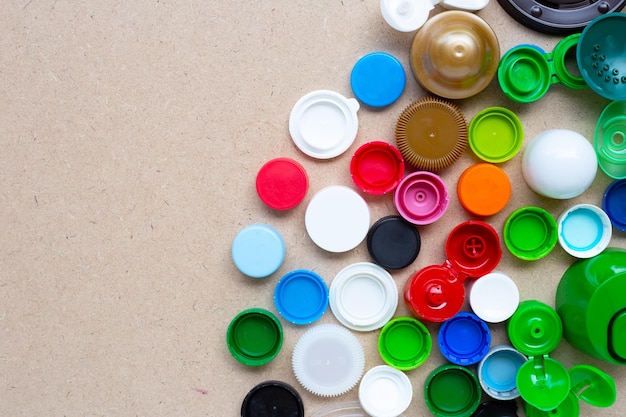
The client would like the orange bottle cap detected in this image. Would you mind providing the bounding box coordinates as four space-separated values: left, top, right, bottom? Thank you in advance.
457 163 511 217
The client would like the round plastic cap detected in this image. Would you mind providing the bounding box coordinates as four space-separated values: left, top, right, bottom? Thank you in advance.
394 171 449 225
469 107 524 162
351 52 406 107
457 163 512 217
350 141 405 195
289 90 359 159
378 317 432 370
438 312 491 365
305 186 370 253
227 308 283 366
507 300 562 357
603 179 626 231
380 0 432 32
504 207 557 261
358 365 413 417
232 224 286 278
557 204 612 259
470 271 520 323
446 220 502 279
241 381 304 417
274 270 329 325
329 262 398 332
478 345 526 401
522 129 597 199
424 364 482 417
595 100 626 179
367 215 420 270
256 157 308 210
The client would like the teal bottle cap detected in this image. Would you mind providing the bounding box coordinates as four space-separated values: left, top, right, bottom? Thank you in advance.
378 316 432 370
226 308 283 366
577 13 626 101
424 364 482 417
503 206 558 261
557 204 612 259
469 106 524 163
232 223 286 278
595 100 626 179
498 34 585 103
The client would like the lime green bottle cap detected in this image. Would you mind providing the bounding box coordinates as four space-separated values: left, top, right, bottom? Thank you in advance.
469 107 524 163
424 364 481 417
378 317 432 370
507 300 563 356
498 45 551 103
503 206 558 261
226 308 283 366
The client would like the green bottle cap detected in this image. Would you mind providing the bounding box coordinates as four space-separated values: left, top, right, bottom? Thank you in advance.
469 107 524 163
378 317 432 370
516 356 570 411
503 206 558 261
226 308 283 366
524 392 579 417
424 364 481 417
594 100 626 179
552 34 586 90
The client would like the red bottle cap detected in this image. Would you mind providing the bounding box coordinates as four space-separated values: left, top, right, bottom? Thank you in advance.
404 220 502 322
350 141 405 195
256 157 308 210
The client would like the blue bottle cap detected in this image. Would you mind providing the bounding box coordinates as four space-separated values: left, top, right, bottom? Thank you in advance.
232 224 286 278
557 204 612 258
350 52 406 108
274 270 329 325
438 312 491 365
478 345 527 401
603 179 626 232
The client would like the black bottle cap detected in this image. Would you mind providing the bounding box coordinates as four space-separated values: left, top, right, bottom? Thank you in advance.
471 400 518 417
496 0 626 34
241 381 304 417
367 215 421 270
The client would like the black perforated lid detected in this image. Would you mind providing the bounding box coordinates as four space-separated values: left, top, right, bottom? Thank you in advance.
496 0 626 34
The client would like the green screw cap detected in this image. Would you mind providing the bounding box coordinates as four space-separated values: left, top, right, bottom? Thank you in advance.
378 317 432 370
424 364 481 417
503 206 558 261
226 308 283 366
469 107 524 163
594 100 626 179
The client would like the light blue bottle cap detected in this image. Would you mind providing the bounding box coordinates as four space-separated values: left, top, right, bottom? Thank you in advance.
478 345 527 401
350 52 406 108
274 270 329 325
438 312 491 366
232 224 286 278
557 204 612 259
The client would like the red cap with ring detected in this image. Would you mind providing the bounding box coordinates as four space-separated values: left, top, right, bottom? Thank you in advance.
256 157 308 210
404 220 502 322
350 141 405 195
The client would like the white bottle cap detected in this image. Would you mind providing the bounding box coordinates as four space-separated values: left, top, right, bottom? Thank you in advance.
358 365 413 417
380 0 433 32
441 0 489 11
305 186 370 253
469 271 520 323
329 262 398 331
557 204 612 258
289 90 359 159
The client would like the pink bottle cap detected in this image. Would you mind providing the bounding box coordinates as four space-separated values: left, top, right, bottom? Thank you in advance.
394 171 449 225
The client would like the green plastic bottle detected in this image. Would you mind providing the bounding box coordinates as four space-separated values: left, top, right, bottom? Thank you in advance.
556 247 626 365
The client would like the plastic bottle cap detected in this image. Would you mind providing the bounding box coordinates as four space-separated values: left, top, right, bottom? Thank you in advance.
469 271 519 323
438 312 491 365
358 365 413 417
394 171 449 225
256 157 308 210
395 97 468 171
404 220 501 322
350 52 406 107
469 107 524 162
569 364 617 408
274 270 329 325
289 90 359 159
350 141 405 195
305 186 370 253
595 100 626 179
517 357 570 411
232 224 286 278
457 163 511 217
578 13 626 101
477 345 526 401
503 206 558 261
410 11 500 99
497 0 626 34
380 0 432 32
367 215 421 270
472 401 519 417
603 179 626 231
378 317 432 370
227 308 283 366
424 364 482 417
522 129 598 199
241 381 304 417
557 204 612 259
292 324 365 397
441 0 489 11
329 262 398 331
